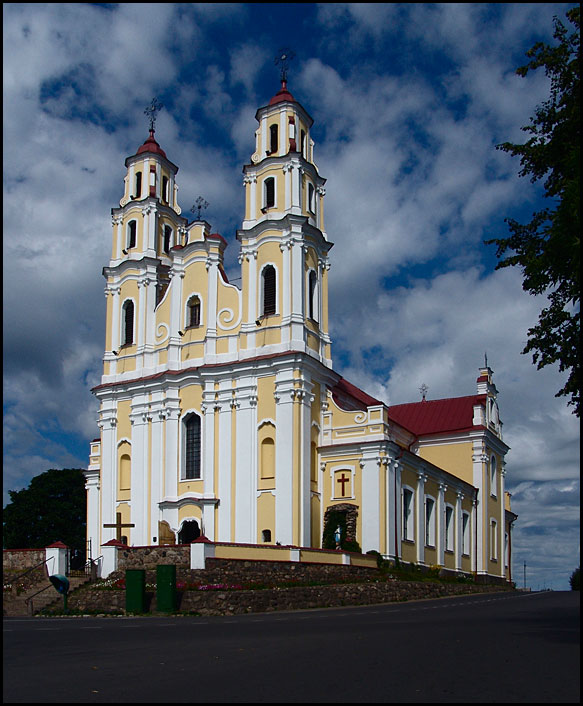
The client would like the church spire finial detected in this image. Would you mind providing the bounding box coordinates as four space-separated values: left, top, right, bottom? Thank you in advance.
275 48 295 87
419 383 428 402
144 97 164 133
191 196 209 221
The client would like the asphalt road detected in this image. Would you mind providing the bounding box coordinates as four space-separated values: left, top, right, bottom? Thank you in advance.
3 590 579 703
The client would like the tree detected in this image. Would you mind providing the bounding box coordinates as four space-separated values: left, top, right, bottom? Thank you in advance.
3 468 87 553
570 567 580 591
486 7 580 416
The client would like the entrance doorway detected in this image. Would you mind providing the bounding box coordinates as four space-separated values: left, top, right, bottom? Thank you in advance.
178 519 201 544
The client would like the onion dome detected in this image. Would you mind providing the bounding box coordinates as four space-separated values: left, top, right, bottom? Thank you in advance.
136 129 167 159
269 80 295 106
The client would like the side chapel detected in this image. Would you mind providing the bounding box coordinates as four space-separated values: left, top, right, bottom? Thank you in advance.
84 79 516 582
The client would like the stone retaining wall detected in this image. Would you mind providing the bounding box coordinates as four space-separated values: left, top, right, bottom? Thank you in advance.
3 548 46 573
62 578 511 616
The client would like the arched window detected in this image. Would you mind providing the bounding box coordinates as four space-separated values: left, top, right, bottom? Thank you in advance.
300 130 306 158
184 413 201 480
445 506 454 552
260 437 275 480
127 220 137 249
262 265 276 316
490 519 498 560
119 453 131 491
269 124 278 154
402 488 414 541
308 183 315 213
187 295 201 328
425 497 435 547
462 512 470 555
262 529 272 543
490 455 497 497
122 300 134 346
163 225 172 254
162 176 169 203
308 270 318 321
133 172 142 200
264 177 275 209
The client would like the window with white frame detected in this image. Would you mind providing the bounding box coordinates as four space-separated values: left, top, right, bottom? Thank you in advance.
402 487 414 541
121 300 134 346
183 413 202 480
262 265 276 316
425 497 435 547
187 295 201 328
490 455 497 497
490 518 498 561
264 177 275 209
462 512 470 556
127 220 137 249
445 505 454 552
308 270 318 321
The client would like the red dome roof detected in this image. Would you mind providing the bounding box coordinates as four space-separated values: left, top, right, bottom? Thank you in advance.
136 130 167 159
269 80 295 105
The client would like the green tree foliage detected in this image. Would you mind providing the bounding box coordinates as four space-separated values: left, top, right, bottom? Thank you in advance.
486 7 580 416
569 566 580 591
3 468 87 552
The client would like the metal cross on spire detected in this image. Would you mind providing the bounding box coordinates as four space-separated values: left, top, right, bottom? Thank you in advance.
419 383 429 401
191 196 209 220
275 48 295 83
144 97 164 132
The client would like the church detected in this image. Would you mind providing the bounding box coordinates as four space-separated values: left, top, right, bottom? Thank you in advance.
84 77 516 583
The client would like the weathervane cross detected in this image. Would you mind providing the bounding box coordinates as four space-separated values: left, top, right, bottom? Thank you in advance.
419 383 429 401
191 196 209 220
144 97 164 132
275 48 295 83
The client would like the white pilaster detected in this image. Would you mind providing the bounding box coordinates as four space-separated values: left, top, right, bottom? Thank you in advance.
129 395 150 546
99 403 118 545
234 378 258 543
455 492 464 572
437 482 447 567
217 386 234 542
84 468 101 562
416 472 427 564
360 452 382 553
275 372 295 545
150 392 165 544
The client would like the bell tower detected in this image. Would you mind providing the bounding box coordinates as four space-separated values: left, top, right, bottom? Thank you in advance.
104 99 188 378
237 59 333 367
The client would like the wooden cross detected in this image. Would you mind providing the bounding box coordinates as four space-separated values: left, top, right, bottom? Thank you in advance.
104 512 135 542
337 472 350 497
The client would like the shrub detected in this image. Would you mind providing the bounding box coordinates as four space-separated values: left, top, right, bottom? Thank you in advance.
569 567 580 591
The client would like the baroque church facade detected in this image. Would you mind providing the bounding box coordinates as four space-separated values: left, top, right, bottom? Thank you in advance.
84 80 516 582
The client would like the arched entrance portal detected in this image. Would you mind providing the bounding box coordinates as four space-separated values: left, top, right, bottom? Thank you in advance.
178 519 201 544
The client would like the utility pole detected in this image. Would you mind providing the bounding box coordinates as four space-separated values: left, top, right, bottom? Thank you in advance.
523 561 527 590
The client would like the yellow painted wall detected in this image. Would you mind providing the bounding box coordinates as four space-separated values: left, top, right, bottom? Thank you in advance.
419 442 474 484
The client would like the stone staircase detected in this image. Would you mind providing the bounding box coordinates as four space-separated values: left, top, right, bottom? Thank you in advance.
3 575 91 617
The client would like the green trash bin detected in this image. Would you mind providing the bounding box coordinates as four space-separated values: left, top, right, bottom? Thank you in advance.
125 569 146 613
156 564 177 613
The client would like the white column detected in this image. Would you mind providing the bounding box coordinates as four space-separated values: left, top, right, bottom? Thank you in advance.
437 482 446 567
275 372 295 546
416 472 427 564
167 266 184 368
386 458 401 561
297 379 314 547
143 273 157 371
202 383 216 499
99 403 118 545
234 379 257 543
281 241 292 329
472 445 486 574
499 466 507 578
129 395 150 546
217 387 234 542
360 452 382 553
290 236 304 346
455 492 464 572
83 468 100 562
150 392 165 544
164 388 181 499
205 253 219 359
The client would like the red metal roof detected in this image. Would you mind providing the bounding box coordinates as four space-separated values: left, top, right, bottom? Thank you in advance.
269 80 295 105
136 129 167 159
387 395 486 436
331 378 383 411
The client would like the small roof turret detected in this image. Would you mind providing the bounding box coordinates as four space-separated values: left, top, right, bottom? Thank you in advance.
269 79 296 106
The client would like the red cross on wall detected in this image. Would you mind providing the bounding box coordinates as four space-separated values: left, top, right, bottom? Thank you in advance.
337 472 350 497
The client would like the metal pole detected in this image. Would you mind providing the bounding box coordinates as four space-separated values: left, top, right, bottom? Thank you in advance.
523 561 526 590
